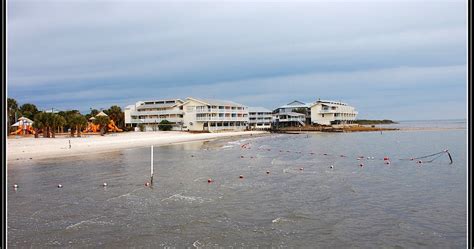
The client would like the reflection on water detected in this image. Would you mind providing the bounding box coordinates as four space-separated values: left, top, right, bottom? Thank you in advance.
8 130 466 248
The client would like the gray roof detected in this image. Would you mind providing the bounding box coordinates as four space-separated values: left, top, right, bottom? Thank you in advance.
187 97 247 107
278 100 313 109
136 103 179 110
248 107 272 113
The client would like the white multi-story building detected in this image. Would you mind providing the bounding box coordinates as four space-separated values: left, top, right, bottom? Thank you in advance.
124 99 185 131
273 100 312 126
310 100 358 125
248 107 272 130
125 97 249 132
181 97 248 132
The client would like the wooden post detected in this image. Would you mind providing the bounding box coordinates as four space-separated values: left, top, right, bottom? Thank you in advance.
150 145 154 185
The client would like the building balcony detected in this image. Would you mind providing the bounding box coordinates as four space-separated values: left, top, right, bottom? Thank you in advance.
130 110 184 116
195 108 248 114
196 116 249 122
277 118 305 122
129 117 183 124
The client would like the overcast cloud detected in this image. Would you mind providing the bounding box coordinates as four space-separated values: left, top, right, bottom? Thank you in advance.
7 0 467 120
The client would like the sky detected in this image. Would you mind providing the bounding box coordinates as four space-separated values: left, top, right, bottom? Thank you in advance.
7 0 467 120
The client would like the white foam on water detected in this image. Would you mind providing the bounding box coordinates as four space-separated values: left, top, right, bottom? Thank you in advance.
161 193 208 203
66 218 113 230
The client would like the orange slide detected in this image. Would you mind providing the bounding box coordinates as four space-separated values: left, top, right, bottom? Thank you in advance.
10 125 35 135
107 120 123 132
83 123 100 133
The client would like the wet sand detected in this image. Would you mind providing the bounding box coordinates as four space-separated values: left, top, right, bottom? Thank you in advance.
7 131 268 162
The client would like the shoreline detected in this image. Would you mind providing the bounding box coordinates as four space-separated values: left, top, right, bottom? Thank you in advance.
7 131 268 163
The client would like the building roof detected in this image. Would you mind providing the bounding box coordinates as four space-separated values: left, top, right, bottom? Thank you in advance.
96 111 108 117
277 100 313 109
311 100 350 107
248 107 272 113
186 97 247 107
313 99 347 105
136 103 179 110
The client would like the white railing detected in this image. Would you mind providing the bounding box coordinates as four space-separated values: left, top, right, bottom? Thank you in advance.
131 110 184 116
130 118 182 123
195 108 248 114
196 116 249 121
277 118 305 122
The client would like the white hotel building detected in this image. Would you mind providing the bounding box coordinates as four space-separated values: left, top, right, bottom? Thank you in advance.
248 107 272 130
125 97 249 132
124 99 185 131
310 100 358 125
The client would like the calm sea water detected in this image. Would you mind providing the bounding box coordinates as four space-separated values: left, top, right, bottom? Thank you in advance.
8 122 467 248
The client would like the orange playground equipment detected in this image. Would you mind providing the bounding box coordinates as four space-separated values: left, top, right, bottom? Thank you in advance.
107 120 123 132
10 117 36 135
83 120 123 133
11 125 35 135
83 122 100 133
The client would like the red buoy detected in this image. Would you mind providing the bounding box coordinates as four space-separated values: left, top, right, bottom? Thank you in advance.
384 157 389 161
207 178 213 183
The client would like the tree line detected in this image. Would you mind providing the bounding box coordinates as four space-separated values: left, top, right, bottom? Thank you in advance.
7 98 126 138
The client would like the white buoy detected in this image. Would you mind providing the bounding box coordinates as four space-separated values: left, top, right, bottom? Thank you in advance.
103 182 108 187
330 165 334 169
13 184 18 188
57 184 63 188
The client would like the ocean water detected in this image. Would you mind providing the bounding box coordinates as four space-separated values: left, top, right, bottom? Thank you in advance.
8 124 467 248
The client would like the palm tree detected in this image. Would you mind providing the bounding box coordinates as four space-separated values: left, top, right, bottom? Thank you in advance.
32 112 45 138
8 98 19 127
50 114 66 138
93 116 110 136
68 114 87 137
106 105 124 128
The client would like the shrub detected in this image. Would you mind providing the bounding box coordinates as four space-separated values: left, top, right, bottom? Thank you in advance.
158 120 172 131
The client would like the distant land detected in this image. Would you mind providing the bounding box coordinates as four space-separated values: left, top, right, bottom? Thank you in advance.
354 119 397 125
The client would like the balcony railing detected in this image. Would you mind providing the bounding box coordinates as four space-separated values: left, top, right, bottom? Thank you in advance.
196 116 249 121
195 108 248 114
130 118 182 123
130 110 184 116
277 117 305 122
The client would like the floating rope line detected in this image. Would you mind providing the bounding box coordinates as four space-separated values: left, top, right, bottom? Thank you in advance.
400 150 453 164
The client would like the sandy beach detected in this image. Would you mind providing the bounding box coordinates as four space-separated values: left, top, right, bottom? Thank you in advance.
7 131 268 162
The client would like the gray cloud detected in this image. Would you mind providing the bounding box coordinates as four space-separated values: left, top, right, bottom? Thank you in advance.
7 0 467 120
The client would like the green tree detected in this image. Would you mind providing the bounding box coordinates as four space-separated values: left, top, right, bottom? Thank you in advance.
32 112 45 138
105 105 124 128
67 114 87 137
19 103 39 120
33 112 50 138
49 114 66 138
7 98 19 127
93 115 110 136
158 120 172 131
